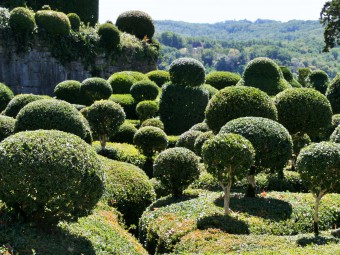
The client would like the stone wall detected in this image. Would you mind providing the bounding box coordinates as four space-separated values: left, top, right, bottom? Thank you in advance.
0 37 157 95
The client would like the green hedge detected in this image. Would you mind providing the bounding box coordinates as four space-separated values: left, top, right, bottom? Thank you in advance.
54 80 83 105
0 115 15 141
205 71 241 90
146 70 170 87
109 94 137 119
169 58 205 87
326 74 340 114
9 7 35 35
0 83 14 112
35 10 71 36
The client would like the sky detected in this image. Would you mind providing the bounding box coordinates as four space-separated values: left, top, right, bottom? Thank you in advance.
99 0 328 24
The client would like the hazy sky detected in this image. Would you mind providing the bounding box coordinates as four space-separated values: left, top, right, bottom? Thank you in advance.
99 0 327 24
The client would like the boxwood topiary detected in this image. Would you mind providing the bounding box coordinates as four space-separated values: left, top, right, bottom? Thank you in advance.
176 130 203 152
98 22 120 50
167 135 180 148
326 74 340 114
0 115 15 141
54 80 83 105
194 131 214 156
201 84 219 99
80 77 113 105
0 83 14 112
110 122 137 144
9 7 35 35
67 13 80 31
116 10 155 40
136 100 159 122
146 70 170 87
153 147 200 197
15 99 88 140
130 80 159 102
205 86 278 133
190 122 211 132
205 71 241 90
108 71 138 94
141 118 164 130
280 66 302 88
331 125 340 143
0 130 104 226
35 10 71 35
307 70 330 94
109 94 137 119
169 58 205 87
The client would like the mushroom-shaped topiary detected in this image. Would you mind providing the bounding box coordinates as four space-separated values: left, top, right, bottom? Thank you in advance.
240 57 290 96
0 115 15 142
9 7 35 35
169 58 205 87
146 70 170 87
0 83 14 112
54 80 83 105
0 130 104 227
280 66 302 88
205 86 278 133
274 88 333 136
35 10 71 35
220 117 293 197
194 131 214 156
98 22 120 50
205 71 241 90
86 100 125 150
176 130 203 152
141 118 164 130
326 74 340 114
153 147 200 197
136 100 159 122
80 77 113 105
202 133 255 214
110 122 137 144
130 80 159 102
116 10 155 39
331 125 340 143
307 70 330 94
296 142 340 235
67 13 81 31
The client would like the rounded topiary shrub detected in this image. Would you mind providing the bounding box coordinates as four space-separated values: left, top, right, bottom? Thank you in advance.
153 147 200 197
0 115 15 142
205 71 241 90
116 10 155 39
9 7 35 34
205 86 278 133
190 122 211 132
15 99 88 140
194 131 214 156
176 130 203 152
202 84 219 99
0 83 14 112
241 57 290 96
2 94 48 118
80 77 113 105
307 70 330 94
331 125 340 143
54 80 83 105
141 118 164 130
146 70 170 87
35 10 71 35
136 100 159 121
108 71 137 94
109 94 137 119
292 132 312 155
0 130 104 226
169 58 205 87
67 13 80 31
130 80 159 102
280 66 302 88
274 88 333 136
326 74 340 114
98 22 120 50
110 123 137 144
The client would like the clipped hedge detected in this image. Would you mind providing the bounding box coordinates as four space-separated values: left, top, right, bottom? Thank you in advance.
54 80 83 105
67 13 80 31
146 70 170 87
98 22 120 50
109 94 137 119
0 83 14 112
176 130 203 152
205 71 241 90
9 7 35 34
35 10 71 35
80 77 113 105
331 125 340 143
326 74 340 114
307 70 330 94
130 80 159 102
190 122 211 132
141 118 164 130
0 115 15 141
108 71 139 94
136 100 159 121
194 131 214 156
169 58 205 87
280 66 302 88
110 122 137 144
201 84 219 99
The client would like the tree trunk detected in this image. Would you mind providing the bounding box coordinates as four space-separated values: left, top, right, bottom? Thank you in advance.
278 169 284 179
100 135 107 150
222 176 233 215
246 175 256 197
314 190 326 236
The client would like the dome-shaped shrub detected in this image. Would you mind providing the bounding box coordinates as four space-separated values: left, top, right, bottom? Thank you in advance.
109 94 136 119
331 125 340 143
141 118 164 130
205 86 278 133
130 80 159 102
9 7 35 34
194 131 214 156
292 132 312 155
153 147 200 197
146 70 170 87
80 77 113 105
241 57 290 96
169 58 205 87
2 94 48 118
98 22 120 50
326 74 340 114
110 123 137 144
274 88 333 136
0 83 14 112
116 10 155 39
35 10 71 35
108 71 138 94
129 71 149 81
307 70 330 94
0 115 15 142
280 66 302 88
67 13 80 31
201 84 219 99
101 157 155 226
54 80 83 105
205 71 241 90
190 122 210 132
0 130 104 226
15 99 88 140
176 130 203 152
136 100 158 121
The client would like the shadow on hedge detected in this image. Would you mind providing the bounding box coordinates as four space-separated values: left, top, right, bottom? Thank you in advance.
150 193 199 210
297 235 339 247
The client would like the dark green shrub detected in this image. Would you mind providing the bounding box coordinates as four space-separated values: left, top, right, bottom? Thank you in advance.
98 22 120 50
9 7 35 34
0 83 14 112
274 88 333 136
167 135 179 148
326 74 340 114
2 94 47 118
296 142 340 235
146 70 170 87
331 125 340 143
298 68 312 87
86 100 125 149
205 71 241 90
35 10 71 35
176 130 203 152
190 122 210 132
194 131 214 156
81 115 93 144
130 80 159 102
15 99 88 140
201 84 219 99
110 123 137 144
128 71 149 82
109 94 137 119
205 86 278 133
280 66 302 88
116 10 155 39
169 58 205 87
108 71 138 94
0 130 104 226
136 100 158 122
101 157 155 226
241 57 290 96
150 178 170 198
80 77 113 105
333 114 340 128
0 115 15 141
159 83 209 135
54 80 83 105
292 133 312 155
141 118 164 130
153 147 200 197
67 13 80 31
307 70 330 94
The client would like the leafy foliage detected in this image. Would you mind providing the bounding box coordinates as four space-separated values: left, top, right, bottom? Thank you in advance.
330 125 340 143
80 77 113 105
0 83 14 112
130 80 159 102
141 118 164 130
0 115 15 142
67 13 80 31
2 94 48 117
136 100 159 122
35 10 70 35
326 74 340 114
9 7 35 35
307 70 330 94
98 22 120 50
194 131 214 156
320 0 340 52
205 71 241 90
54 80 83 105
110 122 137 144
146 70 170 87
169 58 205 87
109 94 137 119
176 130 203 152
